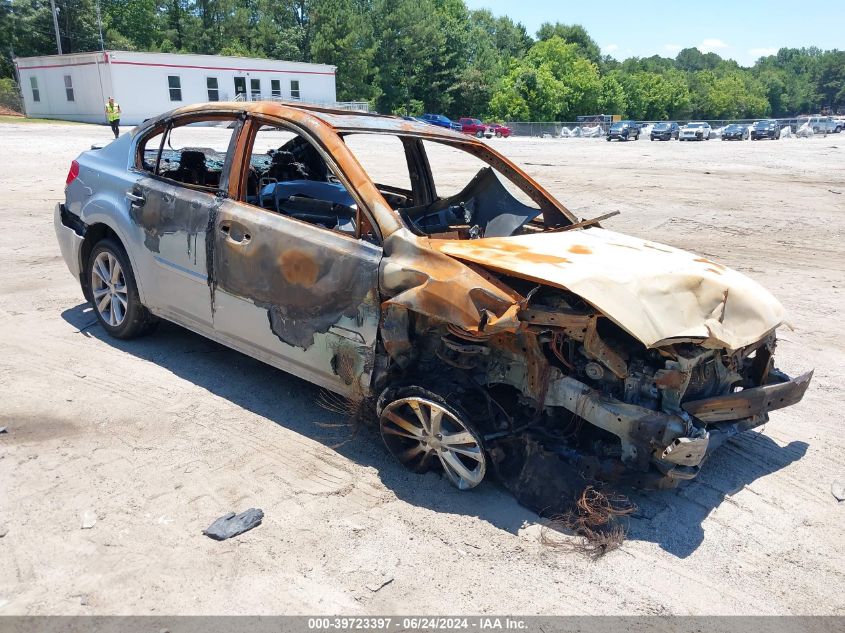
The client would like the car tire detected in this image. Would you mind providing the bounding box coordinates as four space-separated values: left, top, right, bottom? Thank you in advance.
495 131 502 138
86 238 157 339
377 384 487 490
475 130 484 138
635 133 640 140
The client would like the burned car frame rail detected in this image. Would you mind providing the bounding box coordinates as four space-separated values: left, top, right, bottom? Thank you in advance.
55 100 813 509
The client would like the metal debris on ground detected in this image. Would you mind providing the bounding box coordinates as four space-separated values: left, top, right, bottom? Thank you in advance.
203 508 264 540
832 481 845 502
366 577 394 592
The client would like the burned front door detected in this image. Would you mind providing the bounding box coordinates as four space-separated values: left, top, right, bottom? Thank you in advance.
210 201 382 396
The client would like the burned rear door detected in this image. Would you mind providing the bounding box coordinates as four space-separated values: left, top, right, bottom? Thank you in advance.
209 121 382 396
129 115 242 330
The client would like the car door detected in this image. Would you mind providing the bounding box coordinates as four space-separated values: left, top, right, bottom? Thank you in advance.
209 117 382 396
129 114 243 330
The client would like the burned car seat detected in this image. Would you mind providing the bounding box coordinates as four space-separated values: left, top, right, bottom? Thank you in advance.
172 150 212 186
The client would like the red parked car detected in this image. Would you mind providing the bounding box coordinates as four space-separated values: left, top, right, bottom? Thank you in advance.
459 118 492 138
486 123 512 138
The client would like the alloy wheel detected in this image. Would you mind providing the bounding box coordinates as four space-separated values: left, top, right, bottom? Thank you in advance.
380 396 486 490
91 251 128 327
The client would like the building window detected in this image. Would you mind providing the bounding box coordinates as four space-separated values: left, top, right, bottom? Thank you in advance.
270 79 281 98
206 77 219 101
168 75 182 101
30 77 40 102
64 75 74 101
250 78 261 100
290 80 300 100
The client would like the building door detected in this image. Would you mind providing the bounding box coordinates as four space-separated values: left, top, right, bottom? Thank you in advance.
234 77 247 100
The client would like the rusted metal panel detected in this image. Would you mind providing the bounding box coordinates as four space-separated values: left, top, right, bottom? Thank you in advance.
213 200 380 350
683 370 814 422
428 228 786 351
380 229 523 336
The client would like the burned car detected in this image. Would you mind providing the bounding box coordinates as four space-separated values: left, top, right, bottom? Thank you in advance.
55 102 811 507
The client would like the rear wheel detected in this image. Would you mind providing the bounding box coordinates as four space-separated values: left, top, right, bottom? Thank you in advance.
495 131 502 138
475 130 484 138
378 386 487 490
86 238 156 339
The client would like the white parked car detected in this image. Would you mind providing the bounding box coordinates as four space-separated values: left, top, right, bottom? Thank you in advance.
679 122 712 141
797 116 838 135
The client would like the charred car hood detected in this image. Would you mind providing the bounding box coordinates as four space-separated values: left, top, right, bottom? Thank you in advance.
428 228 785 350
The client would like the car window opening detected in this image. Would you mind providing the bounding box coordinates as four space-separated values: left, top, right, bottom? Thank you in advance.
244 125 370 240
404 139 544 240
138 119 237 192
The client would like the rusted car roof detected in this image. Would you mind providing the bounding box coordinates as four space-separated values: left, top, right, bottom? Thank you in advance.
135 100 469 141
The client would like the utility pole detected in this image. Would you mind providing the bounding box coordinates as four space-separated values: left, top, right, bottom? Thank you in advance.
96 1 105 51
49 0 63 55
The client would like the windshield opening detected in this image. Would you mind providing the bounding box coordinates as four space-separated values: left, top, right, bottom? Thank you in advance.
342 133 572 239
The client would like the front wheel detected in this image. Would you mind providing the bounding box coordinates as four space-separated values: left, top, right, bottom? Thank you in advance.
86 238 156 339
378 386 487 490
475 130 484 138
495 131 502 138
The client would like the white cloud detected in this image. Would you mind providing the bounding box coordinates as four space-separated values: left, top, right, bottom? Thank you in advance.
664 43 682 54
603 43 619 54
749 47 778 58
698 38 729 53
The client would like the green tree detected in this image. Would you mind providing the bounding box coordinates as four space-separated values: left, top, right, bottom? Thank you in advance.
535 22 601 64
490 36 601 121
310 0 378 102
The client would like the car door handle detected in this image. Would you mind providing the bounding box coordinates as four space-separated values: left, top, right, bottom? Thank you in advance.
220 223 251 244
126 191 145 205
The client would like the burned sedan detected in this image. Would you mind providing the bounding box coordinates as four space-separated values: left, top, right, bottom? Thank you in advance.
55 102 811 508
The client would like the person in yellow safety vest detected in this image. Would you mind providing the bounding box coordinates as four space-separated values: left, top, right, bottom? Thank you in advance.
105 97 121 139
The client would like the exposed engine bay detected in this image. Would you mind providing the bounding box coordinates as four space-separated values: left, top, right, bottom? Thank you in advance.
376 276 812 510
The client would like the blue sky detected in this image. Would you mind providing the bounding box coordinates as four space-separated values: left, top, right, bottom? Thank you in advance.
464 0 842 67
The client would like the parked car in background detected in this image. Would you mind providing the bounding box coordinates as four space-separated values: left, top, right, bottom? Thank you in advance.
650 122 679 141
458 118 492 138
486 123 512 138
420 113 461 131
797 116 838 135
750 120 781 140
722 123 750 141
606 120 640 141
679 122 711 141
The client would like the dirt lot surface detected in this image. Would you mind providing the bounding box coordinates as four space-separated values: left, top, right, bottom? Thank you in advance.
1 122 843 615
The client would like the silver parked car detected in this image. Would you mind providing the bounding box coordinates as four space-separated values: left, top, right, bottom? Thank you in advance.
55 102 811 510
679 122 712 141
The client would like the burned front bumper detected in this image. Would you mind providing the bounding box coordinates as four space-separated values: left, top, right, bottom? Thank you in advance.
543 369 813 488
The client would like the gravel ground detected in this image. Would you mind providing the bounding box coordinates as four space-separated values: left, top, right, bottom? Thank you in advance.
0 122 843 615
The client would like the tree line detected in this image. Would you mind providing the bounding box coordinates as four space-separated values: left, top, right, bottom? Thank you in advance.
1 0 843 121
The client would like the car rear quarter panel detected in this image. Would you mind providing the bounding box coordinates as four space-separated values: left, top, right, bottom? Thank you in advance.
67 134 151 304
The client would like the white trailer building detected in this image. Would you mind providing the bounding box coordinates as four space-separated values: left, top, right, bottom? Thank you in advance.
14 50 359 125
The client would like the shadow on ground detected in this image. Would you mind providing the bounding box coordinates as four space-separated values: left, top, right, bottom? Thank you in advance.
62 302 807 557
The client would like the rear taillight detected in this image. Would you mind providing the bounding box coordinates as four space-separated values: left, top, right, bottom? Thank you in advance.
65 160 80 187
